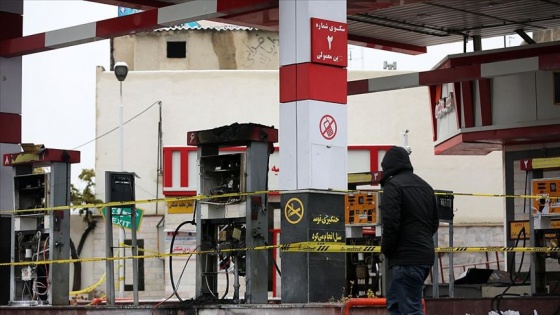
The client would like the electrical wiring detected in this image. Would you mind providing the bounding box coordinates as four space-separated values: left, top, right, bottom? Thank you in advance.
176 244 200 294
42 235 49 299
73 100 162 150
491 226 528 315
169 219 196 302
492 171 532 315
153 243 199 312
261 238 281 277
221 267 229 300
204 274 217 298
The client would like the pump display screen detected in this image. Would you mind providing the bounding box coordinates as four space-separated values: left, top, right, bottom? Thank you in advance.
533 178 560 214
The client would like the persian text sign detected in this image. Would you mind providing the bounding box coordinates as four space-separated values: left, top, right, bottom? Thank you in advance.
311 18 348 67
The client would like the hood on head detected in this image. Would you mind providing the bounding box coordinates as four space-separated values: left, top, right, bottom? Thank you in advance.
380 146 413 186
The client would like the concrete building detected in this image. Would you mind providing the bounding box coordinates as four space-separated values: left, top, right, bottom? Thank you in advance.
112 25 279 71
83 26 507 300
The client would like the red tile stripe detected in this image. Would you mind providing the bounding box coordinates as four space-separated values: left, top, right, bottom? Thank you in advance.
453 82 462 129
161 145 386 195
538 53 560 71
478 79 492 126
180 149 189 188
428 85 440 142
163 148 173 188
163 147 193 191
461 81 475 128
0 112 21 144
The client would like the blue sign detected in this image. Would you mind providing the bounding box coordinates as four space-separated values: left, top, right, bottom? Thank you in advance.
118 7 141 17
117 6 201 28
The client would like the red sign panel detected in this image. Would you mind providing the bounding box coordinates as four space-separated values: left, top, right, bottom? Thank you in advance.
311 17 348 67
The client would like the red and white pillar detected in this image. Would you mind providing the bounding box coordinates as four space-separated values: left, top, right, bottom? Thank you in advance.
279 0 349 303
0 1 23 211
279 0 348 191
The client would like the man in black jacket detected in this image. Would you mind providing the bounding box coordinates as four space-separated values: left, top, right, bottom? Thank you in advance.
380 146 439 315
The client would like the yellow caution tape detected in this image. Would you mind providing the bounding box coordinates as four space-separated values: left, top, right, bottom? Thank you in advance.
2 243 559 267
70 273 105 296
282 242 560 253
0 244 275 267
0 190 275 215
435 246 560 253
121 243 160 255
0 189 549 215
433 191 540 200
281 242 381 253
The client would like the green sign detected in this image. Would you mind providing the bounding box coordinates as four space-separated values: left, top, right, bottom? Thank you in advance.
102 207 144 231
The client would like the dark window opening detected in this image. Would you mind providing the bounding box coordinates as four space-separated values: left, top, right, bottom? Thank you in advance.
553 72 560 104
124 239 145 291
167 41 186 58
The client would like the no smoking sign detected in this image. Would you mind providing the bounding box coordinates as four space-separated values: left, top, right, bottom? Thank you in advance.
319 115 337 140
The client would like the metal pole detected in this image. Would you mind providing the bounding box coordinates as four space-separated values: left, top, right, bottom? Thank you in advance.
118 82 125 298
119 82 124 172
105 201 115 305
449 222 454 298
118 81 139 304
155 102 162 215
432 232 440 298
233 255 240 302
131 206 139 305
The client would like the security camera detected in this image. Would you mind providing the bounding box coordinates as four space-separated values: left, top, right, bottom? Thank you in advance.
114 62 129 82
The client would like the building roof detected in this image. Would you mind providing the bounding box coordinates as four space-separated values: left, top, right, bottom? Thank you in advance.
94 0 560 55
155 24 256 32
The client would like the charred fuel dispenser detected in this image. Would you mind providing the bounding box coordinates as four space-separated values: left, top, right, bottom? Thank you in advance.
187 123 277 303
3 144 80 306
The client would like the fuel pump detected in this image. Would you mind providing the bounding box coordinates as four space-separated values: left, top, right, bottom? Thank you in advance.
187 123 277 303
531 177 560 294
3 144 80 306
345 191 383 297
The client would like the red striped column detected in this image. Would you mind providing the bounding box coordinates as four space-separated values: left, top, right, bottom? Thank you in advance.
0 1 24 211
279 0 348 190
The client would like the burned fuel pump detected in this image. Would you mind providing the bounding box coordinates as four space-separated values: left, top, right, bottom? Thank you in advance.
187 123 277 304
3 144 80 306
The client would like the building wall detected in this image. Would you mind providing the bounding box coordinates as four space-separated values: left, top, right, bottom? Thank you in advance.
533 28 560 43
87 215 165 300
113 28 279 71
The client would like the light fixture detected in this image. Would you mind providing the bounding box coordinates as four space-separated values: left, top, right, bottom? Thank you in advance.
114 61 129 81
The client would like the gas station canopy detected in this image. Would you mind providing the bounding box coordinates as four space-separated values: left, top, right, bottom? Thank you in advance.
87 0 560 55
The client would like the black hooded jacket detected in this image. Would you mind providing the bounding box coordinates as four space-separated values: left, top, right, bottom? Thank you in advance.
380 146 439 267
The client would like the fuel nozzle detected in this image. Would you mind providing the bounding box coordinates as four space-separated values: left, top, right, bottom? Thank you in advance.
538 196 548 212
